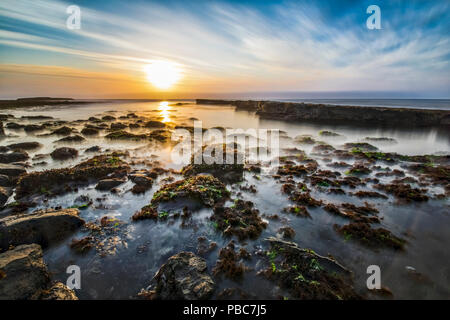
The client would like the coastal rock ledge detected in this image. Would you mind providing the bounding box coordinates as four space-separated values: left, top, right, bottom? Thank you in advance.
196 99 450 126
0 208 85 250
0 244 77 300
139 251 215 300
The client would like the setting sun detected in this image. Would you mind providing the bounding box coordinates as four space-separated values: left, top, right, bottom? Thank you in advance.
143 61 181 90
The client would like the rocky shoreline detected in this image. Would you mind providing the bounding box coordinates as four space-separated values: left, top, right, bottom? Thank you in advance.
0 101 448 300
196 99 450 126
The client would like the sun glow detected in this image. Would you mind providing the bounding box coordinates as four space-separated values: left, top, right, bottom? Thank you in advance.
144 61 181 90
157 101 172 123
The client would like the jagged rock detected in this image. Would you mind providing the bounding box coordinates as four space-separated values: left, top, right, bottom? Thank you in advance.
0 163 26 178
51 126 73 136
38 282 78 300
0 208 84 250
0 244 78 300
95 178 125 191
0 174 11 187
6 122 23 129
129 174 153 187
7 142 42 151
0 151 29 164
85 145 101 153
50 147 78 160
55 135 85 143
140 252 215 300
15 155 129 198
24 124 45 132
111 123 127 130
0 186 10 207
81 127 99 136
144 120 166 128
0 244 50 299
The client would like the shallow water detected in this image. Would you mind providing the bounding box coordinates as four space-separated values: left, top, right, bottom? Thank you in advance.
1 100 449 299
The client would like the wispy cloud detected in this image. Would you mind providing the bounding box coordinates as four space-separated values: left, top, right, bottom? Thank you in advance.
0 0 448 98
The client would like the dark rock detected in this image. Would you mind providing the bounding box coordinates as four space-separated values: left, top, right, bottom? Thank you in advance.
0 163 26 178
95 178 125 191
39 282 78 300
0 244 49 299
6 122 24 129
51 126 73 136
144 120 166 128
139 252 215 300
15 155 130 198
7 142 42 151
24 124 45 132
55 135 85 143
0 244 78 300
81 127 99 136
110 123 127 131
85 145 101 153
50 147 78 160
0 186 10 206
0 151 29 163
0 208 85 250
0 174 11 187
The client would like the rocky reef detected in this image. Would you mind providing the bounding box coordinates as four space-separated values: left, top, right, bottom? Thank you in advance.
196 99 450 126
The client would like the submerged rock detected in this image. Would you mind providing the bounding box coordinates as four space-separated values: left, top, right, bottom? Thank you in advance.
105 130 147 141
51 126 73 136
39 282 79 300
334 222 406 250
0 186 11 207
110 122 127 131
0 151 29 164
211 199 267 241
7 142 42 151
374 183 428 201
85 145 101 153
50 147 78 160
261 237 360 300
144 120 166 128
24 124 45 132
0 163 26 179
0 208 84 250
139 251 215 300
343 142 378 152
81 127 99 136
95 178 126 191
181 144 244 183
15 155 130 198
151 175 229 208
55 135 85 143
213 241 247 280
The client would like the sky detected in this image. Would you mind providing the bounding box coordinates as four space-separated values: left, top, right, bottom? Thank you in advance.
0 0 449 99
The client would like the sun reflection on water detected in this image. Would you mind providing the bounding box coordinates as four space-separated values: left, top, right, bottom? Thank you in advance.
157 101 172 123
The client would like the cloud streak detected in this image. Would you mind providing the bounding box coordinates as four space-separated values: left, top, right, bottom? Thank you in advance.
0 0 448 98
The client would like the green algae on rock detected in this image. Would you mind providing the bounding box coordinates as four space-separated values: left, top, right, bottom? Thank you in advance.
260 237 361 300
334 222 406 250
15 155 130 198
151 175 229 208
211 199 267 241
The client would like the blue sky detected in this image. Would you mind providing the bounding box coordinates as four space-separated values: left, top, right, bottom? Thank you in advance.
0 0 449 99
